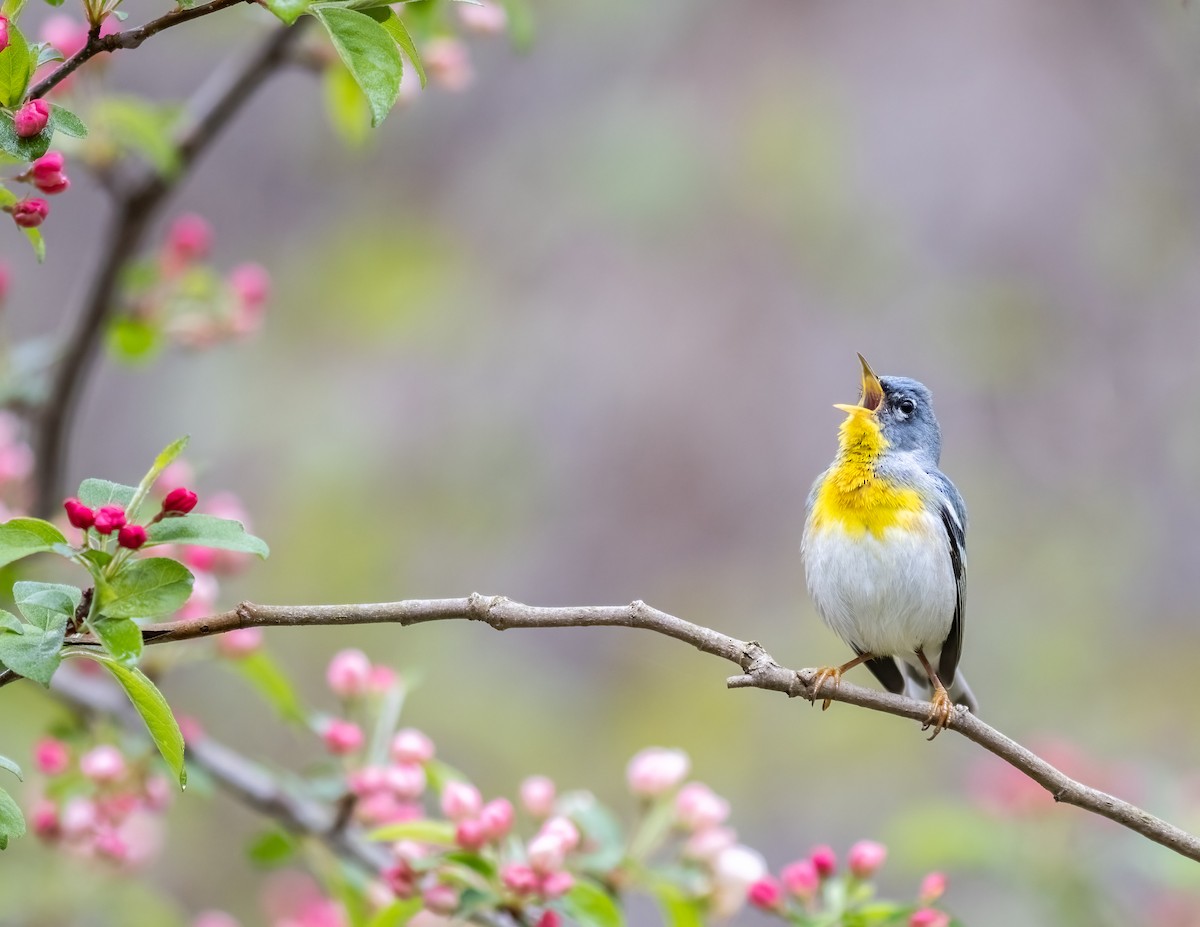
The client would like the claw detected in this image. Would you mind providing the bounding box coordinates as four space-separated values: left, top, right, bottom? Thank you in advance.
808 666 843 710
921 684 954 740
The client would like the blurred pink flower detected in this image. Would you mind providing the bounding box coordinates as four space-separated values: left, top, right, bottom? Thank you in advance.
847 840 887 879
34 737 70 776
519 775 556 816
80 745 126 783
780 858 819 899
390 728 434 764
675 782 729 831
458 0 507 34
326 649 372 698
322 719 364 755
423 38 473 92
440 780 482 821
746 876 784 911
626 747 690 797
217 627 264 658
910 909 951 927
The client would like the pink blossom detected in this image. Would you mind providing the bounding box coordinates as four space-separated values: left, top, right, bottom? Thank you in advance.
0 16 9 54
11 198 48 228
674 782 729 831
501 863 539 895
165 213 213 266
536 912 562 927
192 912 241 927
0 262 8 303
810 844 837 878
421 884 458 915
919 872 947 905
348 766 387 796
41 15 89 58
909 909 951 927
326 649 372 698
384 762 426 799
540 871 574 899
454 818 487 851
181 545 218 573
368 665 397 692
217 627 263 658
80 745 126 783
60 797 97 837
63 497 95 530
322 719 364 755
117 524 147 550
440 780 482 821
519 775 556 816
229 263 271 335
479 797 514 841
31 799 59 839
747 877 784 911
848 840 887 879
29 151 69 194
13 100 50 138
711 845 768 917
93 827 129 862
163 487 199 514
682 825 736 861
626 747 690 797
780 858 819 899
390 728 434 764
458 0 507 35
538 815 580 851
143 775 173 811
423 38 473 92
92 505 127 534
526 832 566 874
34 737 70 775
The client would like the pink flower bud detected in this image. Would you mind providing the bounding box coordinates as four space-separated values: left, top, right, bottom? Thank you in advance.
747 877 785 911
540 871 574 899
117 524 147 549
162 487 198 514
626 747 690 797
326 648 372 697
13 100 50 138
216 627 263 658
93 827 129 861
810 844 837 878
0 263 9 304
0 17 9 54
918 872 947 905
31 799 59 839
60 797 96 837
847 840 887 879
383 861 417 898
384 762 426 800
165 213 212 265
34 737 70 775
11 198 48 228
519 775 556 816
229 263 271 336
143 774 172 811
323 719 364 755
423 38 473 92
368 664 397 692
80 744 125 783
348 765 387 796
29 151 69 194
674 782 730 831
536 909 562 927
390 728 434 764
92 505 127 535
457 0 507 35
526 832 566 874
909 909 951 927
479 798 514 841
501 863 539 894
181 545 217 573
454 818 488 851
440 780 482 821
422 883 458 915
780 859 819 899
539 815 580 851
63 497 95 529
682 825 736 861
42 15 88 58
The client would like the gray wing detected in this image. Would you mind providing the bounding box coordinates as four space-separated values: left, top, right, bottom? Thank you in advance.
933 471 967 683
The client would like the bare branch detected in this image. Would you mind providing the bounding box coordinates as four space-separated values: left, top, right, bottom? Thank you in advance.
32 21 309 517
36 593 1182 865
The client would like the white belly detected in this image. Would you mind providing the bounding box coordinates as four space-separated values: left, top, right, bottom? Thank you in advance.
802 513 956 659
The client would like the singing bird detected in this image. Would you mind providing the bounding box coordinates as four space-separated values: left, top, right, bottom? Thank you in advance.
801 355 976 738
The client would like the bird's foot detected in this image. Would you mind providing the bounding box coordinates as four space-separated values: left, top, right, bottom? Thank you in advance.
921 684 954 740
808 666 843 710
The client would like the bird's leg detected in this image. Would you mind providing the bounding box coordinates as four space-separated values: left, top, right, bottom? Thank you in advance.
915 648 953 740
808 652 873 710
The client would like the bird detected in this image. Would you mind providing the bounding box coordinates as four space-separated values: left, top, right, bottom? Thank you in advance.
800 354 976 738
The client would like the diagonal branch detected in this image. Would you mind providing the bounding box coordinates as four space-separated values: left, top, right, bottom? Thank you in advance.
31 20 309 518
54 592 1194 865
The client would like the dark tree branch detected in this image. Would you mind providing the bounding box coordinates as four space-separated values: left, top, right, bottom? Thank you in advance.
31 20 309 518
28 0 252 101
31 593 1192 864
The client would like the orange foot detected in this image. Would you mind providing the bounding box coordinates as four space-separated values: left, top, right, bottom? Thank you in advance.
921 684 954 740
808 666 844 711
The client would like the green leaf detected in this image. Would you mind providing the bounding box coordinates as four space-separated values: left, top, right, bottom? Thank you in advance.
0 785 25 850
93 656 186 787
265 0 310 24
246 827 297 867
375 9 426 88
0 21 31 109
561 880 624 927
22 226 44 263
146 514 269 558
107 316 161 363
366 819 456 844
366 899 422 927
0 608 64 685
313 7 403 128
0 111 51 161
653 884 703 927
96 557 194 619
49 104 87 138
78 478 138 512
1 0 29 21
0 518 67 568
35 44 64 69
91 615 143 665
0 755 21 781
500 0 535 52
90 96 180 177
230 651 306 723
322 61 372 147
14 581 81 631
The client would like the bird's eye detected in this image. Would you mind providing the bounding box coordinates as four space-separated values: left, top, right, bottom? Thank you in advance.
898 399 916 415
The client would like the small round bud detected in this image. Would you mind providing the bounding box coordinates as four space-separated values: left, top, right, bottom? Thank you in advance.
519 775 556 817
80 744 125 783
626 747 690 797
675 782 730 831
63 497 95 529
500 863 539 895
323 719 365 755
390 728 434 764
165 213 212 264
117 524 147 550
909 910 951 927
0 16 10 54
422 884 459 915
780 859 819 899
29 151 69 195
162 487 198 514
10 198 48 228
810 844 837 878
454 818 488 851
847 840 887 879
479 798 514 842
539 815 580 851
326 648 372 697
540 871 574 899
747 877 785 912
384 762 426 800
13 100 50 138
526 832 566 874
34 737 70 776
918 872 947 905
440 780 482 821
93 505 127 535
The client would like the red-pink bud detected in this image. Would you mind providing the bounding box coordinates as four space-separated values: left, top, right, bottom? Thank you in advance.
322 719 364 755
162 486 198 514
93 505 127 535
34 737 70 775
117 524 147 549
780 859 819 899
500 863 539 895
29 151 69 194
80 744 125 783
384 762 427 799
165 213 212 265
539 871 574 899
422 884 459 915
479 798 514 842
440 780 482 821
326 648 372 698
918 872 947 905
13 100 50 138
0 17 10 54
847 840 887 879
519 775 556 817
454 818 488 851
11 198 48 228
390 727 434 764
31 799 59 840
810 844 837 878
63 497 95 529
909 909 950 927
535 910 561 927
746 877 785 912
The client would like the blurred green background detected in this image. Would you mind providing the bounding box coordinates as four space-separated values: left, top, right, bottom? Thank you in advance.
5 0 1200 924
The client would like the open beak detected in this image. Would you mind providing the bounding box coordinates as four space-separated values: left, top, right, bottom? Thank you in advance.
833 354 884 415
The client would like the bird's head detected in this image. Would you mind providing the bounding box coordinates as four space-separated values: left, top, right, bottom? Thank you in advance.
833 354 942 465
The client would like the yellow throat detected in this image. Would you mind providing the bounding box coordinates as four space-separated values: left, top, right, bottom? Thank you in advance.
810 407 923 538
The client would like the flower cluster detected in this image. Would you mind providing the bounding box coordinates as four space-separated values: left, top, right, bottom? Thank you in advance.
63 476 197 553
29 737 170 866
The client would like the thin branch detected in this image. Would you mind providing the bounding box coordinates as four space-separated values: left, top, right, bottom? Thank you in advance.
88 593 1198 864
28 0 252 101
31 20 309 517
